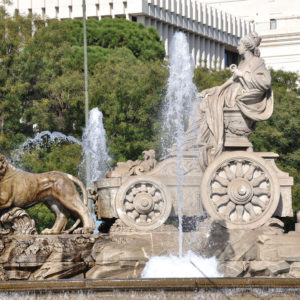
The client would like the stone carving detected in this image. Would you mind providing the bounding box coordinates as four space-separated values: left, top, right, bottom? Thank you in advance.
201 151 280 229
183 32 273 169
0 207 37 235
107 149 157 178
0 234 100 280
0 154 95 234
115 176 172 231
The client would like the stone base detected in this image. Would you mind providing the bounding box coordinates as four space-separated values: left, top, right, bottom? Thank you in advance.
1 278 300 299
1 221 300 280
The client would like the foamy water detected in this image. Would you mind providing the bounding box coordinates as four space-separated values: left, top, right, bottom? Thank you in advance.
142 251 222 278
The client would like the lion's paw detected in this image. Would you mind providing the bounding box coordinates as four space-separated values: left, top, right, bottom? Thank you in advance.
41 228 58 235
73 227 94 234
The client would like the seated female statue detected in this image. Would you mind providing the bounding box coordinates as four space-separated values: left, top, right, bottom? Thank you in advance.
184 32 273 170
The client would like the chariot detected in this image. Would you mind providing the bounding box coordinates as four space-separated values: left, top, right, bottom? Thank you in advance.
91 107 293 231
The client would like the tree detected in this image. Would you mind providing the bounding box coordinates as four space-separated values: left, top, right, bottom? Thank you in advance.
10 18 167 152
89 48 168 162
0 7 39 154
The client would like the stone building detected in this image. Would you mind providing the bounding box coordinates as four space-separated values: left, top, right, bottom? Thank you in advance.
200 0 300 73
4 0 253 69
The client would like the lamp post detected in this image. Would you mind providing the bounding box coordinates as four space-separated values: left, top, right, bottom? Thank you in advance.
82 0 92 212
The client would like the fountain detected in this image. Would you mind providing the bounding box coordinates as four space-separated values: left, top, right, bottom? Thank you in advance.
0 31 300 298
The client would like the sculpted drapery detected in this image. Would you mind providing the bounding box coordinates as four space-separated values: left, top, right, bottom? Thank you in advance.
184 32 273 170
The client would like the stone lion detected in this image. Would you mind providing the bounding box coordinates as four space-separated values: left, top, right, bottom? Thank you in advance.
0 154 95 234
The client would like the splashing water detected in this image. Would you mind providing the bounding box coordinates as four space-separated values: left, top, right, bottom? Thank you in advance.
142 250 222 278
142 32 222 278
81 107 111 186
161 32 197 257
161 31 197 156
20 131 82 149
11 131 83 167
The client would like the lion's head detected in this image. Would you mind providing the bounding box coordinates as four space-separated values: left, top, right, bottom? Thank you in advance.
0 155 8 181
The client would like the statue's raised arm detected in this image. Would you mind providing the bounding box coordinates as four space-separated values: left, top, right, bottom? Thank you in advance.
184 32 273 170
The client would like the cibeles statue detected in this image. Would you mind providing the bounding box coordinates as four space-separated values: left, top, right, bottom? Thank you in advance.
184 32 273 170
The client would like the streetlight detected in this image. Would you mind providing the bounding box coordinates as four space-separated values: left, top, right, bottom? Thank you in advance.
82 0 92 212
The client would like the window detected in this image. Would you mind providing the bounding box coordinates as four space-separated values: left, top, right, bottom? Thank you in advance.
55 6 59 19
270 19 277 30
225 50 238 67
132 16 137 22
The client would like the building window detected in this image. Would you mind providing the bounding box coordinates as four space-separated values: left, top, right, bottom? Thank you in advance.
132 16 137 22
270 19 277 30
42 7 46 19
225 50 238 67
55 6 59 19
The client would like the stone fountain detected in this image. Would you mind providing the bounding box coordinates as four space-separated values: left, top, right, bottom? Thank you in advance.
0 31 299 298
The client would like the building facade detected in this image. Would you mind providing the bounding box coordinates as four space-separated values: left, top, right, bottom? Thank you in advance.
4 0 254 69
199 0 300 73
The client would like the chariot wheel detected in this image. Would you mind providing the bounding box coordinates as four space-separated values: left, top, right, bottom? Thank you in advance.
201 151 280 229
115 176 172 231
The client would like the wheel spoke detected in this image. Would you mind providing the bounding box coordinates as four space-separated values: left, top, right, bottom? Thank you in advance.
125 194 134 202
148 211 155 219
253 188 270 197
211 187 227 196
139 214 147 222
153 192 162 202
215 195 230 208
128 210 139 220
245 203 256 219
244 164 255 181
235 161 243 178
225 202 235 218
251 174 267 187
251 196 266 210
224 165 235 181
125 202 134 211
140 184 147 192
148 186 156 195
236 205 244 221
214 175 228 187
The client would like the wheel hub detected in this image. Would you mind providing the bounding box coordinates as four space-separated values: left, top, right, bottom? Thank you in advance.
134 192 154 214
228 177 253 205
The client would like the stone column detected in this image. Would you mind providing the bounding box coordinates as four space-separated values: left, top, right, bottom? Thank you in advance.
201 37 206 68
196 35 201 67
206 39 210 68
220 44 225 69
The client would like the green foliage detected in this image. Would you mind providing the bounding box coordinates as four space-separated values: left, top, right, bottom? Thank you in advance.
19 143 82 174
194 67 300 211
27 203 55 233
0 8 38 151
64 18 165 61
194 67 231 89
90 48 167 162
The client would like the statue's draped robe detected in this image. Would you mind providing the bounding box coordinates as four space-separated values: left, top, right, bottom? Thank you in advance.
184 56 273 170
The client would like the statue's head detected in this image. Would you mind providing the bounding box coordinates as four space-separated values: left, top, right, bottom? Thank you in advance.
0 154 8 180
239 32 262 57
